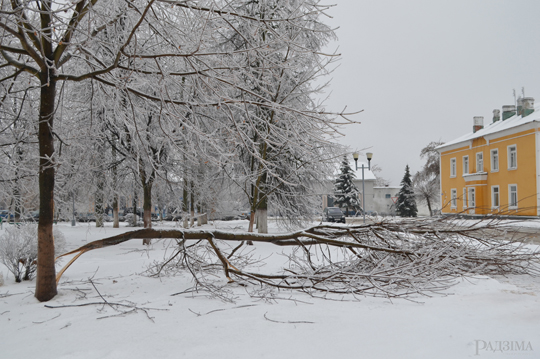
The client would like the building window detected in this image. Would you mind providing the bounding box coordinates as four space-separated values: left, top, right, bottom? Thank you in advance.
451 189 457 208
509 184 518 209
463 188 467 208
508 145 517 170
491 186 500 208
450 158 456 177
476 152 483 172
468 187 475 208
463 156 469 175
490 149 499 172
385 194 391 199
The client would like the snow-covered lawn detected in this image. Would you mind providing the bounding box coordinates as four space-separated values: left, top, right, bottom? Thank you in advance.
1 220 539 359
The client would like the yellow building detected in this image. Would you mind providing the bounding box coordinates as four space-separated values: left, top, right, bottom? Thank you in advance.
437 97 539 216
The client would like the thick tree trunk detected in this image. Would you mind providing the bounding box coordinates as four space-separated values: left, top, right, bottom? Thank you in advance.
95 172 105 227
35 76 57 302
257 208 268 233
248 212 256 233
183 178 189 228
257 172 268 234
426 197 433 217
190 182 195 227
112 146 119 228
13 146 23 222
131 189 138 227
12 184 21 223
139 163 154 244
113 195 119 228
142 182 152 229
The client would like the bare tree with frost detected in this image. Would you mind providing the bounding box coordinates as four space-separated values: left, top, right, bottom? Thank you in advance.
218 0 344 232
413 141 443 216
0 0 354 301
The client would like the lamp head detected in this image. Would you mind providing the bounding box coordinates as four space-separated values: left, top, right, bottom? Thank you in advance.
366 152 373 170
352 152 359 161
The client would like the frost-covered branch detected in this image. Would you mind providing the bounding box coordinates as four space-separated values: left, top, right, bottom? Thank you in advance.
56 218 540 300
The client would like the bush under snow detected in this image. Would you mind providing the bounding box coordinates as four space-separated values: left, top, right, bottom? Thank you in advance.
0 224 66 282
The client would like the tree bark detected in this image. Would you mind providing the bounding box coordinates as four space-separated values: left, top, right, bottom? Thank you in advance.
131 188 138 227
190 181 195 227
257 174 268 234
13 146 23 222
426 196 433 217
142 179 152 245
183 177 189 228
257 208 268 233
139 160 155 244
112 146 119 228
95 172 105 227
142 181 152 229
35 74 58 302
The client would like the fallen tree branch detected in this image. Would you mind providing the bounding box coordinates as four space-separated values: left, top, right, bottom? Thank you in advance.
55 218 540 301
263 312 314 324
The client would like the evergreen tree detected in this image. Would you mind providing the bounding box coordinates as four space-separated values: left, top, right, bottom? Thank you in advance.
333 156 361 215
396 165 418 217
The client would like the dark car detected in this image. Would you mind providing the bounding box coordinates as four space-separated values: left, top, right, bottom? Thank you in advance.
0 210 14 221
76 212 96 222
323 207 346 223
22 210 39 222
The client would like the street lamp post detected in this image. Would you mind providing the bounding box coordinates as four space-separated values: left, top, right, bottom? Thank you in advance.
353 152 373 223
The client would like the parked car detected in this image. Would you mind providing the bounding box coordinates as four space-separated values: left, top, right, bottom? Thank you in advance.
322 207 346 223
164 211 182 221
213 211 249 221
0 210 14 221
23 210 40 221
76 212 96 222
124 213 142 223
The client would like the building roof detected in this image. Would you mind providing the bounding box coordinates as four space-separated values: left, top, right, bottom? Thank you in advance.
437 105 540 151
352 163 377 181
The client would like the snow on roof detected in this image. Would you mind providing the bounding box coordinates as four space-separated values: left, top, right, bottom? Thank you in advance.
352 163 377 180
437 106 540 150
332 162 377 181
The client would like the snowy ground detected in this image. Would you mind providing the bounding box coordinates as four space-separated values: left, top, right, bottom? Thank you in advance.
1 219 539 359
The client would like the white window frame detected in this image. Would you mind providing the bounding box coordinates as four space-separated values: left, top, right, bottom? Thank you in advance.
507 145 517 170
509 184 518 209
476 152 483 172
463 188 467 208
490 149 499 172
451 189 457 208
468 187 476 208
491 185 500 209
463 156 469 175
450 158 456 178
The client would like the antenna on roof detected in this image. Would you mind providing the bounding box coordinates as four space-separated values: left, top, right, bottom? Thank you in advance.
522 87 525 97
513 89 517 107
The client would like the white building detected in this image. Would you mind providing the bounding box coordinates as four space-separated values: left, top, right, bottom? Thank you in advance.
371 186 400 215
322 163 431 217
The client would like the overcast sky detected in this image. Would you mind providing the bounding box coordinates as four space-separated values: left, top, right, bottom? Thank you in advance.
319 0 540 185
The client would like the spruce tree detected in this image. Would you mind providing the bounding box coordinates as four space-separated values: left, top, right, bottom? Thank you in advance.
396 165 418 217
333 156 361 215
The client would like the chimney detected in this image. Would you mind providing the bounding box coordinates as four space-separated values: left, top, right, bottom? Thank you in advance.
492 109 501 123
521 97 535 117
517 97 524 116
502 105 516 120
473 116 484 133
